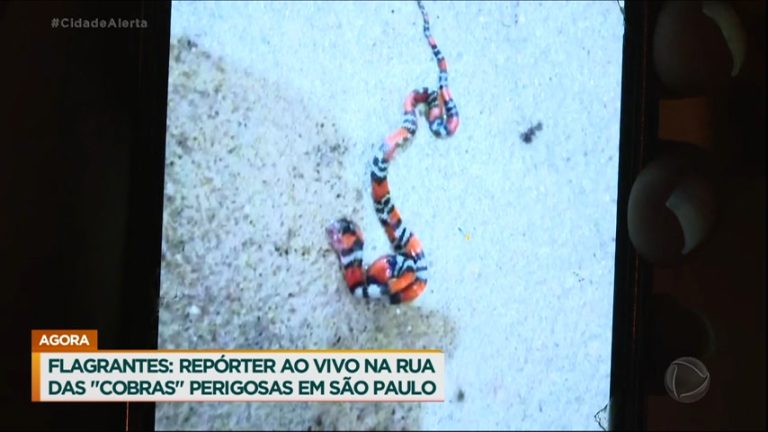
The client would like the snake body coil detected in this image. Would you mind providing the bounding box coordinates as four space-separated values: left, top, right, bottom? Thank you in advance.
326 0 460 304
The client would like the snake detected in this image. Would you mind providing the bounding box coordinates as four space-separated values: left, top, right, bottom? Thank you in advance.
326 0 459 305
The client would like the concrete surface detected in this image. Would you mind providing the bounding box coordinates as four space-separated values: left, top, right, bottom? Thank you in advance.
157 1 624 430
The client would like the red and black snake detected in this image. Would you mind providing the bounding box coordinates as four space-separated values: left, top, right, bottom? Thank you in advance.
326 0 459 305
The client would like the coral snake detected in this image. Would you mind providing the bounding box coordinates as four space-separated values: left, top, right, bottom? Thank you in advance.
326 0 459 304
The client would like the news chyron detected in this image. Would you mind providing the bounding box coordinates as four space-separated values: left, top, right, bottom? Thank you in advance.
32 330 444 402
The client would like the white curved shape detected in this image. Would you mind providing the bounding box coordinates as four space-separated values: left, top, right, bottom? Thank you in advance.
665 175 717 255
702 0 747 77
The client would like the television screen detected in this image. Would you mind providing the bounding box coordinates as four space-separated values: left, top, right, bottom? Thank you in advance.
157 1 625 429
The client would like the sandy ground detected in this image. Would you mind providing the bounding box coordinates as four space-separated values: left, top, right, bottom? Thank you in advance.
157 1 624 430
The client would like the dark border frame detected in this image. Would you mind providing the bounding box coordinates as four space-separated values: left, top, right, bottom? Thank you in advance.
1 1 170 430
608 1 657 430
121 0 171 430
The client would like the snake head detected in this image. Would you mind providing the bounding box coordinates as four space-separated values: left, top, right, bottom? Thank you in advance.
325 218 363 252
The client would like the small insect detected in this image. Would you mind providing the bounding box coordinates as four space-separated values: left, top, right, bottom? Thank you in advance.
520 121 543 144
457 227 470 241
457 389 466 402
